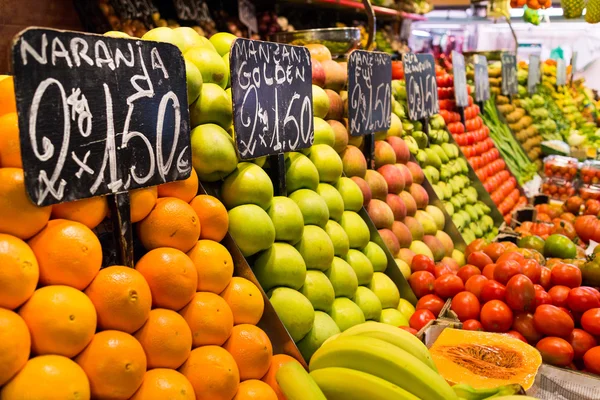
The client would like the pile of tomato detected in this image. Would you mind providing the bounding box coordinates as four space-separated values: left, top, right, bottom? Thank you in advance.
406 240 600 374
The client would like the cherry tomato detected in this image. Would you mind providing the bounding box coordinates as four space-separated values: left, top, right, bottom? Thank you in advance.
466 251 493 270
581 308 600 335
409 271 435 299
539 267 552 290
534 290 553 308
416 294 445 316
506 330 527 343
465 275 488 300
482 264 496 280
520 259 541 284
434 274 464 299
551 264 582 288
463 319 483 331
536 337 574 367
480 300 513 332
409 309 435 331
568 287 600 313
548 285 571 308
411 254 435 274
534 304 575 338
583 346 600 374
505 274 535 312
451 291 481 322
398 326 419 335
434 264 453 278
568 329 597 360
457 265 481 283
480 280 507 303
493 260 522 285
512 312 543 344
496 252 525 265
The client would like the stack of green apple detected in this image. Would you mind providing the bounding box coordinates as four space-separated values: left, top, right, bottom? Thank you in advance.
390 80 497 244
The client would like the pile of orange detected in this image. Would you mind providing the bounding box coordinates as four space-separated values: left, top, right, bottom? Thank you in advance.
0 75 301 400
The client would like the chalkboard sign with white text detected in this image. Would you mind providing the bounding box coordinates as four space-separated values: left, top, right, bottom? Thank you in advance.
173 0 212 23
474 55 490 102
501 52 518 95
451 51 468 107
402 53 439 120
109 0 138 21
557 59 567 86
230 38 313 159
12 28 191 206
528 54 540 94
348 50 392 137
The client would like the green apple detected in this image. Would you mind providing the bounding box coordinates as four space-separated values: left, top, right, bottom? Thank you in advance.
397 298 415 319
190 123 237 182
394 258 411 279
184 46 229 89
142 27 185 52
309 144 343 184
415 210 438 236
368 272 400 309
335 177 363 212
269 287 315 342
221 162 274 210
209 32 237 56
325 220 350 258
228 205 275 257
316 183 344 222
297 311 340 362
340 211 370 250
174 27 212 52
352 286 382 321
294 225 334 271
361 242 388 273
325 257 358 298
184 59 202 105
253 242 307 291
267 197 304 245
190 83 233 129
313 117 336 147
379 308 409 327
300 270 335 313
288 189 329 228
286 152 319 193
312 85 330 119
329 297 365 332
344 249 374 286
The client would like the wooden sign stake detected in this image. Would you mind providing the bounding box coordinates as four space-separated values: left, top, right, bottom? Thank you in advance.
268 154 287 197
364 133 376 170
108 192 134 268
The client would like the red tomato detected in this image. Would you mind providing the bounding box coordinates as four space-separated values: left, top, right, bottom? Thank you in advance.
480 300 513 332
484 242 507 262
482 264 496 280
551 264 582 288
539 267 552 290
409 309 435 331
466 252 493 270
533 284 545 292
457 265 481 283
505 274 535 312
465 275 488 300
465 238 490 259
568 287 600 313
559 307 575 323
506 330 527 343
463 319 483 331
451 291 481 322
548 285 571 308
534 290 553 308
512 312 543 344
409 271 435 298
480 280 507 303
411 254 435 274
583 346 600 374
434 274 464 299
536 337 574 367
521 259 541 284
398 326 418 335
493 260 522 285
568 329 597 360
434 264 453 278
496 252 525 265
534 305 575 338
416 294 445 316
581 308 600 335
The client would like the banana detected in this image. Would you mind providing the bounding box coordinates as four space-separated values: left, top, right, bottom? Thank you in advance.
491 397 539 400
452 383 524 400
275 361 327 400
309 335 458 400
309 367 420 400
340 321 438 372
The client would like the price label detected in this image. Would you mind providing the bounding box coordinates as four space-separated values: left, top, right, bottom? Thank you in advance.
230 38 314 159
348 50 392 137
402 53 439 120
528 54 540 94
173 0 212 23
451 51 468 108
557 59 567 86
501 52 518 95
238 0 258 33
109 0 139 20
12 28 191 206
474 55 490 103
132 0 158 25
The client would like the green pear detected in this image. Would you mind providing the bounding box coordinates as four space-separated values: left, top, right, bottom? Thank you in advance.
253 242 307 291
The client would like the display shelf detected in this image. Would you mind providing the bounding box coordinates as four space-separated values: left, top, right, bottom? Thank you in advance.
281 0 427 21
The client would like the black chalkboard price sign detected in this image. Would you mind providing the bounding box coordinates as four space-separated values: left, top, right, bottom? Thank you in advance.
230 38 314 159
109 0 139 21
528 54 540 94
11 28 191 207
347 50 392 137
474 54 490 102
402 53 439 120
501 52 518 95
451 51 468 108
173 0 212 23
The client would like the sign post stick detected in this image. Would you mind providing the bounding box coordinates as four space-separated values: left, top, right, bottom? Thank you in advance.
268 154 287 197
108 192 134 267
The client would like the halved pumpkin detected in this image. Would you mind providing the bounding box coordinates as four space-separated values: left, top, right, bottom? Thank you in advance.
429 328 541 390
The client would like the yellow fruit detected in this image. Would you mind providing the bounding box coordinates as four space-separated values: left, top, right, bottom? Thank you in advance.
0 309 30 386
0 234 38 310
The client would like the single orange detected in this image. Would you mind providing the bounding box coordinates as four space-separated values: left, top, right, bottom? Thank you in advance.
19 285 97 358
0 168 51 240
178 345 240 400
0 113 22 168
234 379 278 400
28 219 102 290
133 308 192 369
187 239 233 294
0 233 39 310
158 169 199 203
0 309 30 386
130 186 158 223
220 277 264 325
179 292 233 347
135 247 198 310
130 368 195 400
50 196 108 229
189 194 229 242
75 330 146 400
0 76 17 117
261 354 301 399
223 324 273 381
137 197 201 252
0 355 90 400
84 266 152 333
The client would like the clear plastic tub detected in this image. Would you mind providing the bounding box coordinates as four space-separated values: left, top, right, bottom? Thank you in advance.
543 155 580 180
541 176 578 201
